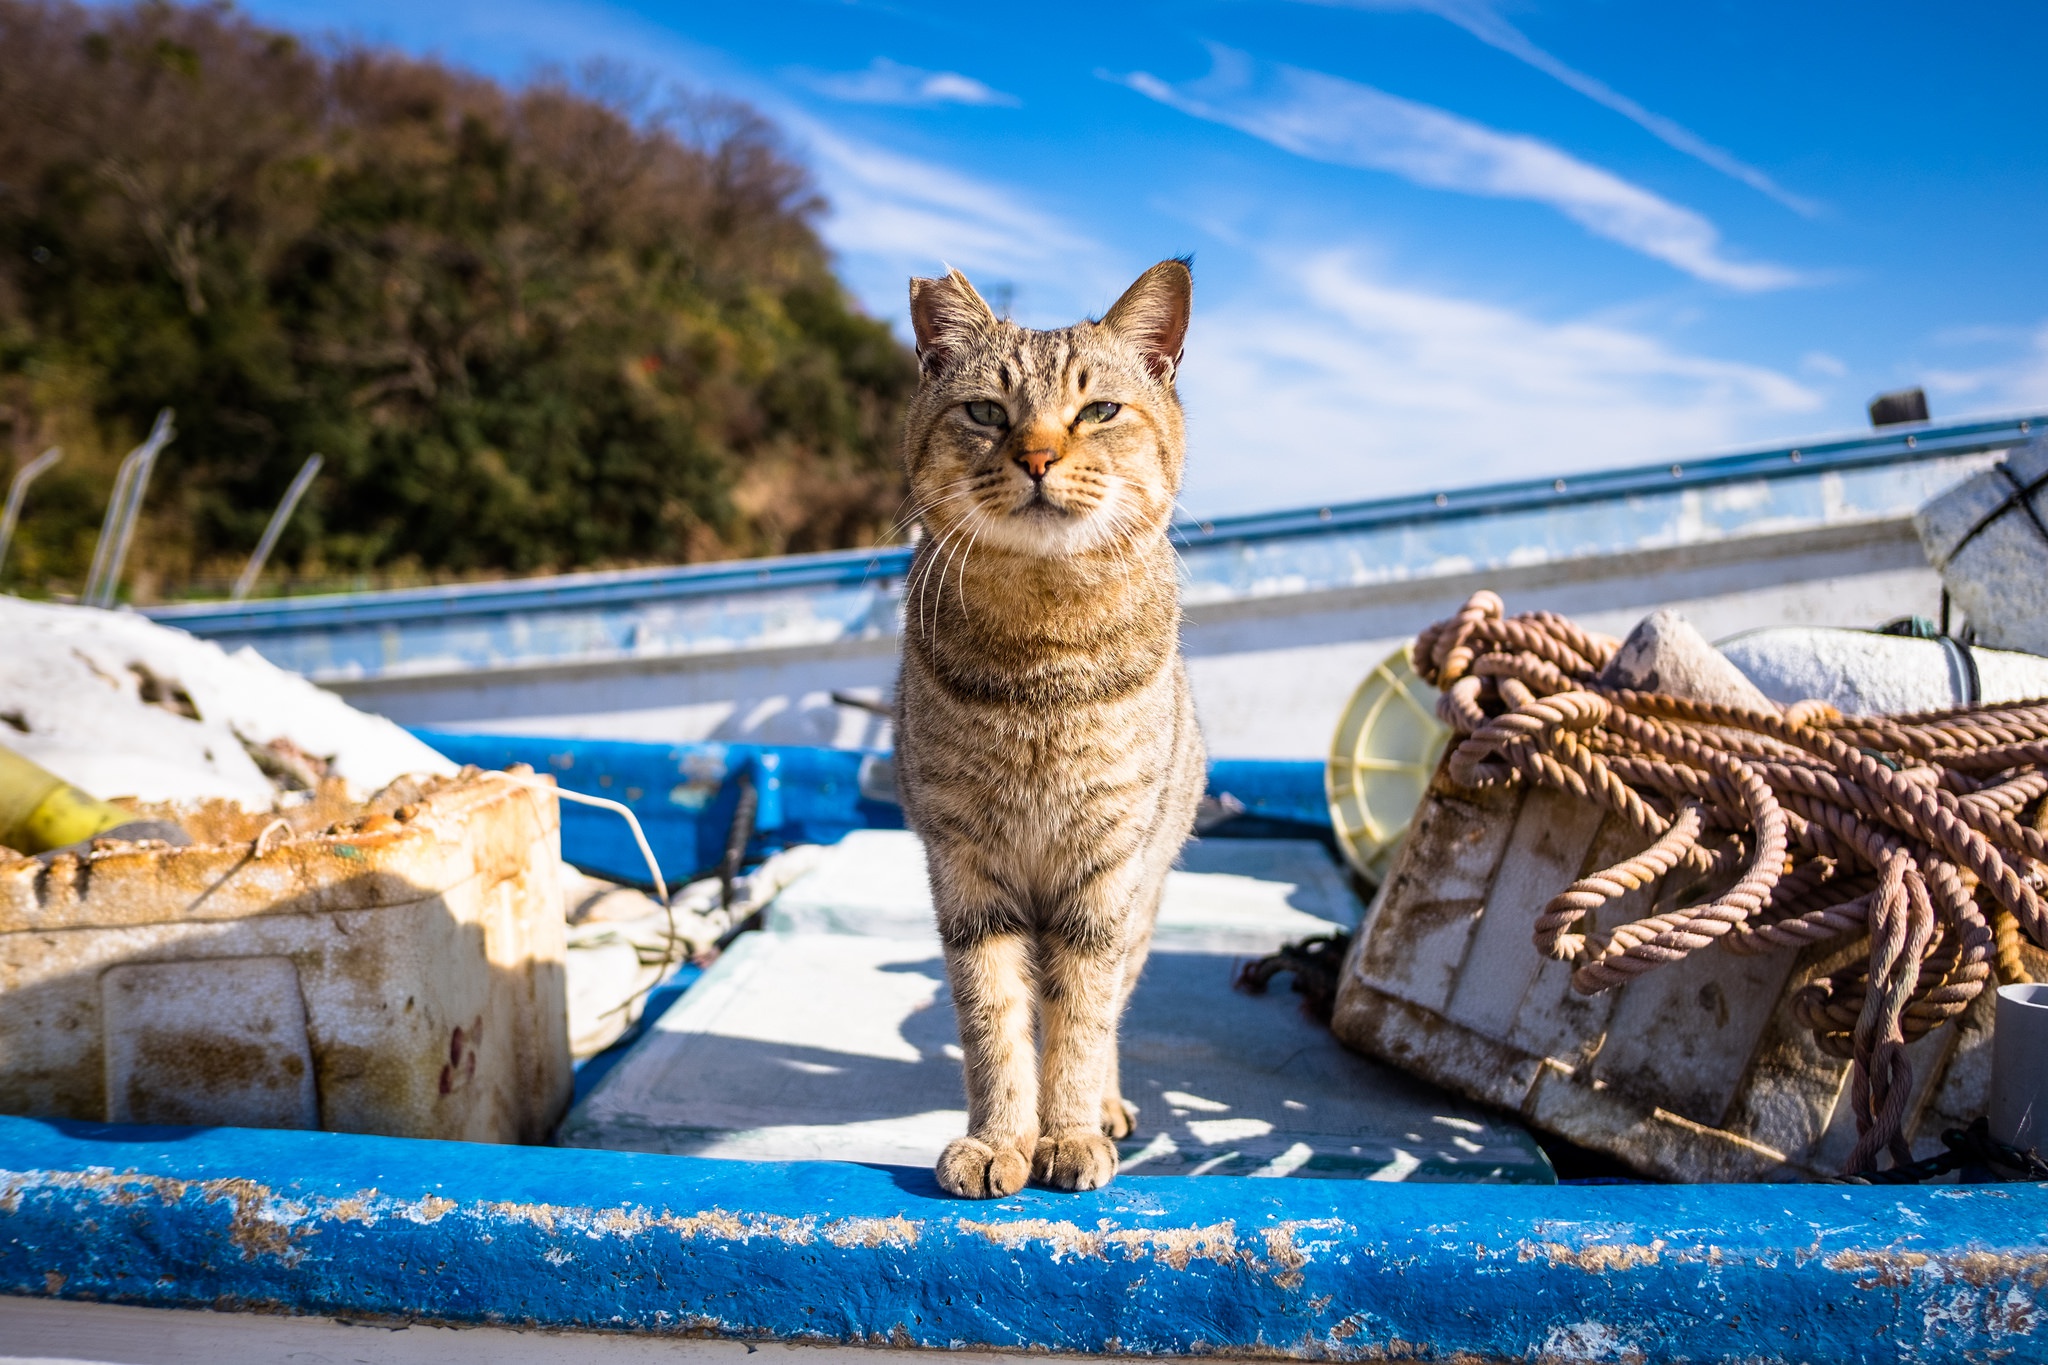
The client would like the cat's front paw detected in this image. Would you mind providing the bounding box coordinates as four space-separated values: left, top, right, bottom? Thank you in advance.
1033 1129 1119 1191
936 1135 1031 1199
1100 1095 1138 1139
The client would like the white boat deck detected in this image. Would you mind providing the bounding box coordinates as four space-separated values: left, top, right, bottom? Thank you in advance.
561 832 1553 1182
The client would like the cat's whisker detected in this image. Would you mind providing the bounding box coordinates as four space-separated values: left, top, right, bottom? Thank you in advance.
950 508 986 619
891 484 983 538
913 515 975 642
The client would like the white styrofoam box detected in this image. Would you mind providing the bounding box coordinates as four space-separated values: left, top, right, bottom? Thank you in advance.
1332 767 1996 1181
0 773 571 1142
762 829 1358 954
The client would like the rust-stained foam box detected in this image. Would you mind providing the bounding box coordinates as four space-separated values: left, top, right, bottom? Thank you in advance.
0 772 571 1143
1330 766 2006 1181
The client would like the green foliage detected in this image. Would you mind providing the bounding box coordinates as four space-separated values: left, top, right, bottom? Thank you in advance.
0 0 917 599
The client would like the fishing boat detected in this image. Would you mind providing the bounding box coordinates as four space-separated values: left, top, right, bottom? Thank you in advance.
4 414 2047 1362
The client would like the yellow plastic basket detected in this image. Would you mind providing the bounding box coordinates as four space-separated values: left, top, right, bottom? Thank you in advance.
1325 644 1451 883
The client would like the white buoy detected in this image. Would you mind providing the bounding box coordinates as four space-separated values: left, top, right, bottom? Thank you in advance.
1991 982 2048 1149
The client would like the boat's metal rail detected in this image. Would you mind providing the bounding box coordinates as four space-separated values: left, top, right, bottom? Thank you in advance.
137 414 2041 687
2 1114 2041 1361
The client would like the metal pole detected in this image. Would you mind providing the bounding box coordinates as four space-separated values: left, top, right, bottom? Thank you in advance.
231 453 322 603
84 409 173 608
0 447 61 577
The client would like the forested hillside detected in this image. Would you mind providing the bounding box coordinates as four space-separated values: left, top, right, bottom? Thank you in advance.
0 0 917 600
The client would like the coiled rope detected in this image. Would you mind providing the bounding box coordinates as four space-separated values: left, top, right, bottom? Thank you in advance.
1413 591 2048 1174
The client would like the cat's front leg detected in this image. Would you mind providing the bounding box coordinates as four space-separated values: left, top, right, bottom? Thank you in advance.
1033 928 1130 1191
935 925 1039 1198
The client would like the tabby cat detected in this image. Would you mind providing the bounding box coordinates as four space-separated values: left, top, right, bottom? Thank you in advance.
894 260 1206 1198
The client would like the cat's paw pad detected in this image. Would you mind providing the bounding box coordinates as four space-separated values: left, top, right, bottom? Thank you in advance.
1100 1095 1138 1139
1033 1129 1119 1191
936 1136 1030 1199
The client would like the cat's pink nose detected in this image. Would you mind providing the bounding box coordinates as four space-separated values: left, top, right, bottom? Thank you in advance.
1018 448 1059 479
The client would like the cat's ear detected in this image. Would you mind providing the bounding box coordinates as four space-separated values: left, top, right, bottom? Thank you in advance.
909 269 998 377
1102 257 1192 386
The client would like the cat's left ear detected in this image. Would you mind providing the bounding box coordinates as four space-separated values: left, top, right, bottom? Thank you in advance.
909 269 999 378
1102 257 1192 386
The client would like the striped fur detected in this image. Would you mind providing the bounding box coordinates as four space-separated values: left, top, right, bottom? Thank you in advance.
894 261 1205 1198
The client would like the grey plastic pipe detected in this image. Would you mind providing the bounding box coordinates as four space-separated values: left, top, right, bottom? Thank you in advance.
82 408 174 608
0 446 61 576
1991 982 2048 1149
230 453 322 602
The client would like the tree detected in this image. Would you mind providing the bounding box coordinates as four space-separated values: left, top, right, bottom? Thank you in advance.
0 0 917 599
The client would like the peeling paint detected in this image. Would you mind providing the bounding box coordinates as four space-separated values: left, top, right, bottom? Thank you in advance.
956 1216 1245 1271
400 1195 457 1224
1263 1219 1347 1290
1519 1239 1666 1272
822 1215 920 1250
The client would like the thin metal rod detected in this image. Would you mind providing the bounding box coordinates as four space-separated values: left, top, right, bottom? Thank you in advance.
84 409 173 608
231 453 322 603
0 447 61 576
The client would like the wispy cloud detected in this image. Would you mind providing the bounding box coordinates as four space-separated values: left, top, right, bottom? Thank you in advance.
776 109 1114 328
790 57 1018 108
1116 47 1805 292
1300 0 1818 215
1923 322 2048 411
1178 250 1821 513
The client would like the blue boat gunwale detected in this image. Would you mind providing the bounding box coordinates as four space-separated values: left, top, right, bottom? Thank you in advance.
2 1114 2043 1363
139 412 2043 634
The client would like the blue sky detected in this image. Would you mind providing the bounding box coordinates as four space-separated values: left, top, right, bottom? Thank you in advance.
224 0 2048 515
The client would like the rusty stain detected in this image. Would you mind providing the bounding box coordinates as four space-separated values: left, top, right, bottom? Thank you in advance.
1824 1247 1930 1288
1824 1247 2048 1294
475 1200 819 1247
1262 1219 1346 1290
43 1270 63 1293
404 1195 458 1224
1517 1239 1665 1272
955 1216 1246 1271
821 1215 920 1249
0 772 570 1145
0 1169 312 1264
326 1192 379 1225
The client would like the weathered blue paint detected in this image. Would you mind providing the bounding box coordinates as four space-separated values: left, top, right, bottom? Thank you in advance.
1206 758 1336 842
140 416 2039 685
2 1115 2043 1361
415 730 904 885
415 730 1332 885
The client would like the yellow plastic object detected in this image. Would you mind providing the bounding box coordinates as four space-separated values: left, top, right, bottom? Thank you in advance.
1326 644 1452 883
0 744 132 854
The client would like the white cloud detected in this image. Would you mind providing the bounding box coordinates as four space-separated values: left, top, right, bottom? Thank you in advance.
1117 47 1805 292
1177 250 1822 513
1301 0 1818 215
790 57 1018 108
777 111 1116 329
1800 350 1848 378
1923 322 2048 411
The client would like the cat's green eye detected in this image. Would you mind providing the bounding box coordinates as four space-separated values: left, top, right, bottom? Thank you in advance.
1078 401 1121 423
964 400 1008 427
